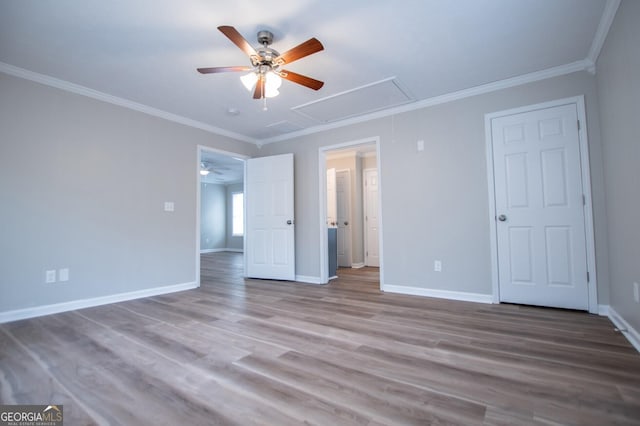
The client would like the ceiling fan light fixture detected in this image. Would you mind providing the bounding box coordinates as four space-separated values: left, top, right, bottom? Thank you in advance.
200 162 211 175
241 70 281 98
240 72 258 91
264 71 282 98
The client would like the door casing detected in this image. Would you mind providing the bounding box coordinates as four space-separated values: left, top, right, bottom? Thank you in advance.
484 96 599 313
196 145 249 286
318 137 383 285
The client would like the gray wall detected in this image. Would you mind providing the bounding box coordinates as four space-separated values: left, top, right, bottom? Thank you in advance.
261 71 609 303
0 72 257 313
595 0 640 330
225 183 244 251
200 183 226 251
0 53 619 318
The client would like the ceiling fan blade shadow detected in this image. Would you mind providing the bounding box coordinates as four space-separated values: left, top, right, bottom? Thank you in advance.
275 38 324 65
253 74 265 99
218 26 258 57
197 66 252 74
280 70 324 90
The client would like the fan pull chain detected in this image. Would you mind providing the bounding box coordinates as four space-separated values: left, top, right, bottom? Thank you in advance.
263 96 268 111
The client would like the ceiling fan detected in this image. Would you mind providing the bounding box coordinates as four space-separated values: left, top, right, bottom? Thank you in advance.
197 26 324 101
200 161 226 176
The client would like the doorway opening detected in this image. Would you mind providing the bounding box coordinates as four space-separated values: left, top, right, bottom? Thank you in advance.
319 137 383 287
196 146 248 286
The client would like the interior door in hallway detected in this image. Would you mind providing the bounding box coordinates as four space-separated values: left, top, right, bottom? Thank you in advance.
336 169 352 267
364 168 379 267
491 103 589 310
326 168 337 228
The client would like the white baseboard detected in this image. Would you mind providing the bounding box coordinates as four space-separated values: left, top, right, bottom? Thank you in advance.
606 306 640 353
224 248 244 253
0 281 199 324
200 248 244 254
296 275 324 285
351 263 365 269
598 304 610 316
382 284 493 304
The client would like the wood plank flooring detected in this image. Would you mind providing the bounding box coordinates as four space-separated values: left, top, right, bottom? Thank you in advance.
1 251 640 425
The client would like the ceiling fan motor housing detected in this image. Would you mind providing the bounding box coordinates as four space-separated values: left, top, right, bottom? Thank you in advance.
257 30 274 46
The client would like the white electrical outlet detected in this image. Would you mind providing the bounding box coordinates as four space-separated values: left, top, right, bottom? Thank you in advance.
634 282 639 303
59 268 69 282
417 140 425 151
434 260 442 272
45 270 56 283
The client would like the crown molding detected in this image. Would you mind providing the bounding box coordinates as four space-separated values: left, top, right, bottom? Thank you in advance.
259 59 593 144
0 62 258 145
1 56 602 147
587 0 621 65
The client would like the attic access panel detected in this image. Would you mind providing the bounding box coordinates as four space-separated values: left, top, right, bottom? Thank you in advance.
292 78 413 123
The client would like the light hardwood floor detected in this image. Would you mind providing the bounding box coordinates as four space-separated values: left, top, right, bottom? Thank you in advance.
1 252 639 425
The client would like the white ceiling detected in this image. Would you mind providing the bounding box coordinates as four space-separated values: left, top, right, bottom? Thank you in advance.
0 0 612 144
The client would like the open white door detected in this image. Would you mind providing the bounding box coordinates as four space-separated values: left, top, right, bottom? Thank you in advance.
246 153 295 280
326 168 337 227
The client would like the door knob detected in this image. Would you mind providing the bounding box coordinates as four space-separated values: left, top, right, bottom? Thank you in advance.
344 221 349 226
498 214 507 222
287 220 293 225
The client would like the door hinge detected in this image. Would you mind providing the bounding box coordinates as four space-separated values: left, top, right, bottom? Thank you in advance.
583 194 586 206
577 120 581 131
587 271 590 282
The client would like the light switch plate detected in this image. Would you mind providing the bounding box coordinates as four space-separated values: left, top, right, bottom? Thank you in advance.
164 201 175 212
434 260 442 272
46 270 56 283
417 140 425 151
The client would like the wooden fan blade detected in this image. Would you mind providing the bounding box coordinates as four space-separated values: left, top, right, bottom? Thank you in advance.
253 74 264 99
280 70 324 90
275 38 324 65
218 26 257 57
197 66 252 74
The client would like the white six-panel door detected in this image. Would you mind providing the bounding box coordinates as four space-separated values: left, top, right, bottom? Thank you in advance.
491 103 589 310
246 154 295 280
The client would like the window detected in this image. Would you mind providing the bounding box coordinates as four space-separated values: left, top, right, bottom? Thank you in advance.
232 192 244 236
